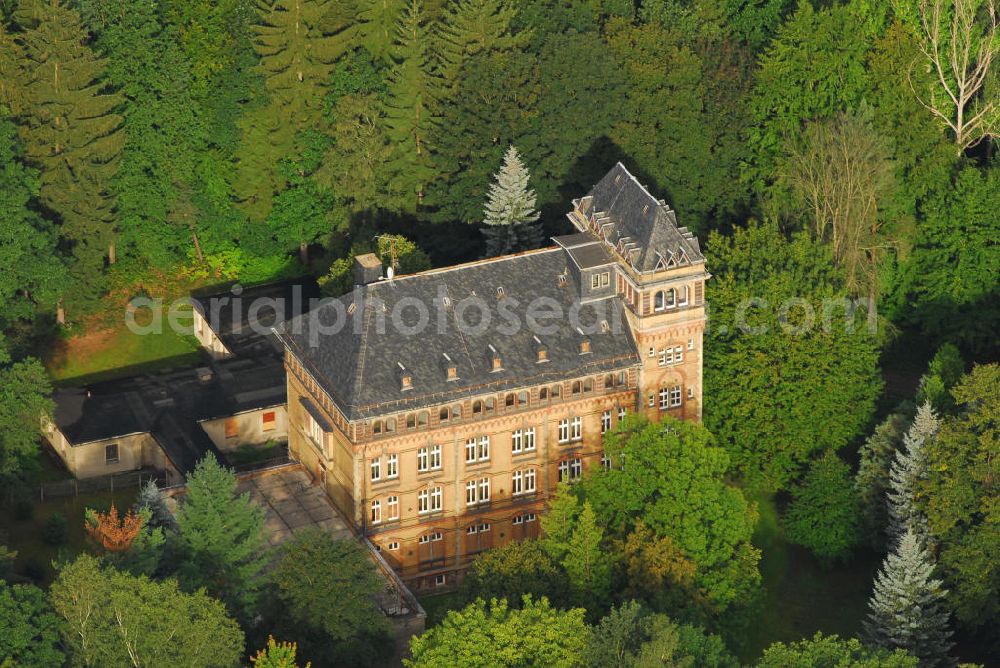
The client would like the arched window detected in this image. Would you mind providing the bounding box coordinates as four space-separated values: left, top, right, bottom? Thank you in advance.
451 405 462 420
583 378 593 392
439 407 450 422
678 285 689 306
418 411 429 427
552 384 562 398
604 373 614 388
571 380 582 394
654 291 665 311
540 387 549 401
406 413 416 429
518 390 528 405
505 393 516 407
386 417 396 432
473 400 483 414
484 398 495 412
665 288 676 308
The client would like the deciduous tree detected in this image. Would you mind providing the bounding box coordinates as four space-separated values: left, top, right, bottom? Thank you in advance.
405 596 590 667
0 581 64 667
51 555 244 667
756 632 918 667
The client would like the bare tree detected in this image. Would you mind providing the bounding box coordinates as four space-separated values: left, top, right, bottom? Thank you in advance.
778 112 897 326
911 0 999 149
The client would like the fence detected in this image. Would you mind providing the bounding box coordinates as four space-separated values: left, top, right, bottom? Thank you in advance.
7 470 166 504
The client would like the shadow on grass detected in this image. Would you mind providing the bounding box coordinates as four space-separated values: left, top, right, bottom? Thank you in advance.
732 491 880 663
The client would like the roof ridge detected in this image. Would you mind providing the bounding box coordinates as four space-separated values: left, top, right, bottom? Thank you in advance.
371 246 561 286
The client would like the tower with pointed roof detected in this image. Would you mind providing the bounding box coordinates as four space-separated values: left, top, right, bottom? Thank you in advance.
567 163 708 422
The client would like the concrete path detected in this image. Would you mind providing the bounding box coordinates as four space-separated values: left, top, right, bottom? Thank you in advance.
236 467 354 546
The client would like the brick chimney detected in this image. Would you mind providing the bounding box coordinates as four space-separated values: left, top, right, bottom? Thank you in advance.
354 253 382 286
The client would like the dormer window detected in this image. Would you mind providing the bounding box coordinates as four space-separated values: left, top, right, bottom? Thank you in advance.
558 273 568 287
489 345 502 371
678 285 689 307
580 339 591 354
534 335 548 363
443 353 458 381
665 288 676 308
398 363 412 391
496 286 505 299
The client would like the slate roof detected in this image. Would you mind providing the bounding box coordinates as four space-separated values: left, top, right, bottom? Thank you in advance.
553 234 616 270
280 248 641 420
190 279 321 358
52 358 287 475
574 162 704 273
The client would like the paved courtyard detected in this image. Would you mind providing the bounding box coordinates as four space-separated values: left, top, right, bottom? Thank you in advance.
236 466 354 546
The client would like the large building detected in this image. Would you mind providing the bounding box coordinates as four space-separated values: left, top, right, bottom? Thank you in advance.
277 163 709 590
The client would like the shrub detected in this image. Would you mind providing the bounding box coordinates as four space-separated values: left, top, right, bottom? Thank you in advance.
41 513 68 546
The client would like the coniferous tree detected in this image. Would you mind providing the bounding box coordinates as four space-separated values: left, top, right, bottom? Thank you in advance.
855 409 913 547
134 479 176 531
0 113 65 328
865 530 954 667
0 22 25 113
481 144 542 256
887 402 939 541
84 0 207 268
356 0 405 63
14 0 123 312
238 0 350 220
173 454 267 622
563 501 612 611
383 0 441 210
436 0 526 84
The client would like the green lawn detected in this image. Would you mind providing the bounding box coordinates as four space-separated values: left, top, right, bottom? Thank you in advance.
0 489 140 586
732 491 879 662
45 304 204 385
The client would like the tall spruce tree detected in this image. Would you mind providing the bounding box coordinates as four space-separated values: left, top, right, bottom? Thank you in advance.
173 454 267 622
563 501 612 610
436 0 526 83
85 0 207 268
887 402 939 541
0 22 24 113
14 0 124 312
237 0 351 220
481 144 542 257
865 530 954 667
356 0 405 63
383 0 441 211
855 409 913 547
0 113 65 328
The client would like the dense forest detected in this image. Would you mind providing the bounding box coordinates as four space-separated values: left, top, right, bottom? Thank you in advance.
0 0 999 665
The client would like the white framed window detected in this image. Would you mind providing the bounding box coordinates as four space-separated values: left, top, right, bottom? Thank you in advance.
418 489 429 513
370 458 381 482
525 513 536 522
387 495 399 520
618 407 627 422
430 444 442 470
512 515 524 525
386 454 398 479
370 499 381 524
430 486 442 511
306 414 324 447
570 416 582 441
659 387 669 410
387 541 399 551
465 478 490 505
673 346 684 364
419 532 443 544
511 429 523 454
648 346 655 358
513 513 537 525
648 393 655 408
601 454 612 470
688 338 695 350
465 438 477 463
591 273 600 289
558 460 569 482
524 427 536 451
512 469 536 496
417 447 429 472
670 385 682 407
658 348 667 367
665 288 676 308
601 410 612 434
571 458 582 479
434 574 447 587
678 285 689 306
687 387 695 399
558 419 569 443
478 436 490 461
